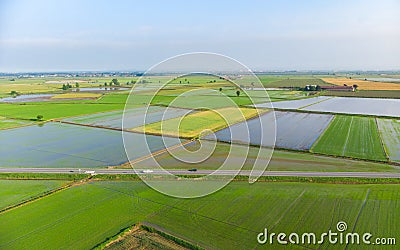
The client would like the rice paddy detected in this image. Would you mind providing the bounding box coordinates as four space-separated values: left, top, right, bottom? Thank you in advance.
0 122 179 167
0 180 399 249
302 97 400 117
311 116 387 161
377 118 400 162
207 111 333 150
1 75 399 249
0 179 69 210
64 106 190 130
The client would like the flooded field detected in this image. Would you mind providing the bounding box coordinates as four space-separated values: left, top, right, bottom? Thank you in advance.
0 94 55 103
63 106 191 129
0 122 177 167
255 96 400 117
377 119 400 162
255 96 331 109
360 78 400 83
207 111 333 150
302 97 400 117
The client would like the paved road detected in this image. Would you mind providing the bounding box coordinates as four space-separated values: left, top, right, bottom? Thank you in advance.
1 168 400 178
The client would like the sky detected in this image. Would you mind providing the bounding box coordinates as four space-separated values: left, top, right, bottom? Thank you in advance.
0 0 399 72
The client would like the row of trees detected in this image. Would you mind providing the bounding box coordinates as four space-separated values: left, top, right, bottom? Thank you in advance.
102 79 136 86
62 82 80 90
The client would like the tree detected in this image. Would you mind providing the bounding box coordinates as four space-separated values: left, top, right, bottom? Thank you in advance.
111 78 120 86
236 90 240 97
62 84 68 90
219 87 222 92
75 82 80 88
10 90 18 96
36 115 44 121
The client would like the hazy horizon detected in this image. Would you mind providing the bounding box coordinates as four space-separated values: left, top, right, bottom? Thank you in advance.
1 0 399 72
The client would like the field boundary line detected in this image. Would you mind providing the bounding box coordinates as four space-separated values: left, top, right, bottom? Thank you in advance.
297 96 334 110
0 178 90 215
270 189 306 230
265 107 400 120
341 116 354 156
375 118 390 162
309 114 336 152
345 189 370 250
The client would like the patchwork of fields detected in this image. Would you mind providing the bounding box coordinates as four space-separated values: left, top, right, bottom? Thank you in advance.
1 76 400 249
0 180 399 249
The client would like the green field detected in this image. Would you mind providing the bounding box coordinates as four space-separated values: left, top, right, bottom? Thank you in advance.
261 77 330 88
0 180 69 210
0 103 125 120
377 118 400 162
311 116 387 161
0 180 398 249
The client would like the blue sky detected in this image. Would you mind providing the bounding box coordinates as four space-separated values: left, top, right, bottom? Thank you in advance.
0 0 399 72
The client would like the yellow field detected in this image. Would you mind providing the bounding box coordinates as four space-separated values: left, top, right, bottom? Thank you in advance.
51 93 102 99
321 77 400 90
132 107 265 138
0 83 60 94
